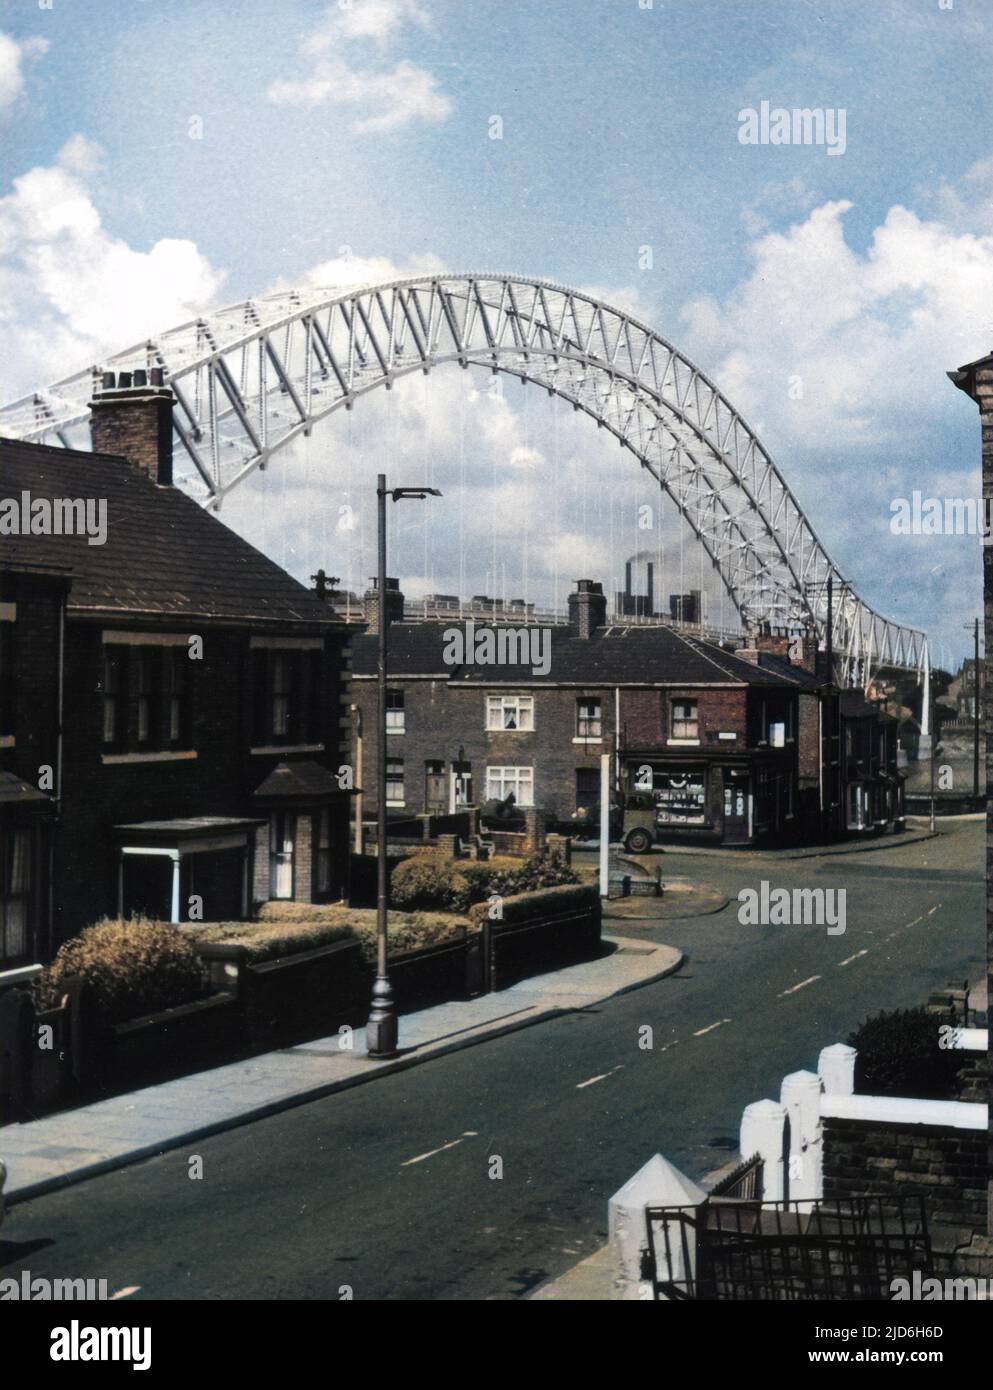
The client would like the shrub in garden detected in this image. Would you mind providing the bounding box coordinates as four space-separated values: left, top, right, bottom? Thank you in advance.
468 883 599 929
185 916 357 962
847 1007 965 1100
248 902 471 965
39 918 208 1025
390 851 579 913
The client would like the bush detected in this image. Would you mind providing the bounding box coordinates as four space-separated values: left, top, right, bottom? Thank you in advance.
246 902 471 966
848 1007 965 1099
390 851 579 913
184 916 357 963
468 883 600 929
39 917 208 1025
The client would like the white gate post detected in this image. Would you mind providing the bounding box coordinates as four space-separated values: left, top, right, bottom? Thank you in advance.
740 1099 788 1201
781 1070 823 1207
818 1042 857 1096
608 1154 708 1300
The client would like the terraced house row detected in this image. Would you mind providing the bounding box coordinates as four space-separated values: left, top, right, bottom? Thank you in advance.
1 372 352 971
348 579 906 848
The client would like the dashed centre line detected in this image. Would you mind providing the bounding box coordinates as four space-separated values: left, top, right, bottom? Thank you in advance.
837 949 868 967
401 1130 479 1167
576 1064 625 1089
779 975 820 997
692 1019 732 1037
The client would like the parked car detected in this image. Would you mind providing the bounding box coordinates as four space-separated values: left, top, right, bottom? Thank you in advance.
616 792 658 853
569 792 659 853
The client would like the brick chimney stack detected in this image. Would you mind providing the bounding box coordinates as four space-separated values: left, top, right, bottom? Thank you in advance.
739 627 818 674
363 576 404 629
89 367 175 485
568 579 608 639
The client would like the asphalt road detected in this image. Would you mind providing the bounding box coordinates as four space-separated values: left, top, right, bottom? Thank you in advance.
2 819 984 1301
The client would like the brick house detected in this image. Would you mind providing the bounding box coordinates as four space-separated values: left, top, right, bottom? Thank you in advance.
0 371 352 969
349 578 870 847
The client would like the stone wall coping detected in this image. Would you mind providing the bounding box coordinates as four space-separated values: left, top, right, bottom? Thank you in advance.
822 1093 987 1132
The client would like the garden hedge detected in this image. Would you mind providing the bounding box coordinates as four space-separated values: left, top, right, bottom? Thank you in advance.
390 851 579 913
39 918 208 1025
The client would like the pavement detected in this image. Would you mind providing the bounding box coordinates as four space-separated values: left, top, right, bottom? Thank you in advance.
1 818 981 1300
1 933 683 1206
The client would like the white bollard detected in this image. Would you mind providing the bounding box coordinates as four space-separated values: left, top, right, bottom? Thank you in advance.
781 1070 823 1207
740 1099 788 1201
608 1154 708 1300
818 1042 857 1097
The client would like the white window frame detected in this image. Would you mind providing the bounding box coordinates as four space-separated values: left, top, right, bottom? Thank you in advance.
670 698 699 744
485 765 534 807
385 689 405 735
576 697 602 740
485 694 534 732
386 758 405 807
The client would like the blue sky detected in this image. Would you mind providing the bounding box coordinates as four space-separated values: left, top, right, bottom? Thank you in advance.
1 0 991 665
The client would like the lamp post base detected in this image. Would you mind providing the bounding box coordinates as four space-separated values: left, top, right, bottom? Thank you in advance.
366 975 399 1059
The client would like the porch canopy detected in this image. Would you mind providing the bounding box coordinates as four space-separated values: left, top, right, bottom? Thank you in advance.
114 816 264 923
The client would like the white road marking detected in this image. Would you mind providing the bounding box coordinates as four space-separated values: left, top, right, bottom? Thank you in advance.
837 949 868 967
110 1286 141 1300
927 904 941 916
906 916 923 927
692 1019 731 1037
779 976 820 997
576 1064 624 1089
401 1130 479 1167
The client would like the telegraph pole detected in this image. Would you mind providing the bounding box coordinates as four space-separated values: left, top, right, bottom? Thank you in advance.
974 617 981 799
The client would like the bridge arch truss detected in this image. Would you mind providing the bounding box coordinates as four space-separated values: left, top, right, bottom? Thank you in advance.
0 273 927 687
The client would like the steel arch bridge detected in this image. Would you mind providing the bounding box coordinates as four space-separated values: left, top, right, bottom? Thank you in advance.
0 272 927 690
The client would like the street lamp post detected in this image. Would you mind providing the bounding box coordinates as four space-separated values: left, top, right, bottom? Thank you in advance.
366 473 442 1060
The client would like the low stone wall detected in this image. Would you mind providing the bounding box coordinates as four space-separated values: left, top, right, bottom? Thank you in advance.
822 1116 988 1238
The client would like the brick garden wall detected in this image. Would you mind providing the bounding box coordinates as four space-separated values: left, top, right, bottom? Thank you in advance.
823 1116 987 1235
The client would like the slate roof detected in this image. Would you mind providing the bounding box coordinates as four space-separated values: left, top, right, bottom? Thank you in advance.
754 651 827 689
839 689 895 721
253 760 341 799
0 769 52 807
1 437 344 629
351 621 808 687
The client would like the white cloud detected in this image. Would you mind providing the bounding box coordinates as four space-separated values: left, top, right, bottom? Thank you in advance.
0 31 48 115
679 193 993 451
313 0 429 46
0 139 223 397
267 1 450 133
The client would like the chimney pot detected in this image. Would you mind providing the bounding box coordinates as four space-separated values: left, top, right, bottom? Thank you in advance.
89 371 176 485
568 579 607 638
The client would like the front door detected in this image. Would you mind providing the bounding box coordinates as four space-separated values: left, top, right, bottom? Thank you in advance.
425 762 446 814
722 776 750 844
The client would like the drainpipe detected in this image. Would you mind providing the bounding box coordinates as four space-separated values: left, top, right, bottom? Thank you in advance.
47 595 66 962
352 703 363 854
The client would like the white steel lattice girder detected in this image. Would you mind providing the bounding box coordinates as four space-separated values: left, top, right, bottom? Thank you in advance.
0 274 927 685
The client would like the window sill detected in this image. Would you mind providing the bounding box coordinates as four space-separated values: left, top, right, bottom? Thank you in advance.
386 800 406 808
102 749 198 765
485 728 534 735
667 738 700 746
250 743 325 756
385 730 406 737
572 736 603 744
